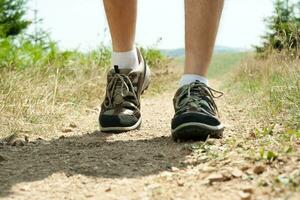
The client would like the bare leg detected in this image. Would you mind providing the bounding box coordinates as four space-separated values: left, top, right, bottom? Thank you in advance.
185 0 224 76
103 0 137 52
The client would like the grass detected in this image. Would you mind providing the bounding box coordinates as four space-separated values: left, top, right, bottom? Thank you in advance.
176 52 247 79
229 53 300 131
0 45 177 139
208 52 248 79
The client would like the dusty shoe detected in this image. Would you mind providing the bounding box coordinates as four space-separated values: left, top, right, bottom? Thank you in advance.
171 81 224 141
99 49 151 132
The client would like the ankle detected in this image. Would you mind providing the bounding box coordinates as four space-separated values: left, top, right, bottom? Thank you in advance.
112 48 139 70
179 74 208 87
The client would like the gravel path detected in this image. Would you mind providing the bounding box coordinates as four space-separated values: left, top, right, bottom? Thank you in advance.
0 83 299 200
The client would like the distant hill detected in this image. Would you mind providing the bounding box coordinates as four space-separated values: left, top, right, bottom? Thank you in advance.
161 46 248 57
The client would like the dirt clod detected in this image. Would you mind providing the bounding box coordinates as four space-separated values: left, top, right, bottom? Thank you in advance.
253 165 266 175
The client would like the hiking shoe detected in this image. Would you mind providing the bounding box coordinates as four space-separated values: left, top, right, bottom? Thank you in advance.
171 81 224 141
99 49 151 132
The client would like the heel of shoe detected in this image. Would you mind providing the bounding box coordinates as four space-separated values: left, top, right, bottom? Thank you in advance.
141 64 151 93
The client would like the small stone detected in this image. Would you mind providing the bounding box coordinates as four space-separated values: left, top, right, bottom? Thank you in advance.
24 135 29 142
238 191 251 200
207 173 225 184
171 167 180 172
105 187 111 192
242 186 254 194
221 171 232 181
155 153 165 158
10 139 25 146
59 135 66 139
232 168 244 178
202 166 216 173
0 154 6 162
35 138 50 145
177 180 184 187
69 123 77 128
253 165 265 174
241 165 251 171
160 171 172 177
62 128 73 133
206 139 217 145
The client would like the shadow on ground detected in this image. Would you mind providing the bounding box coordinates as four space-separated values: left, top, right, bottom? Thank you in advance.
0 131 192 197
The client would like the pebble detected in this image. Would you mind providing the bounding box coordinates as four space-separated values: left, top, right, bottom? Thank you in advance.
24 135 29 142
241 165 251 172
238 191 251 200
232 168 244 178
62 128 73 133
171 167 180 172
105 186 112 192
10 139 25 146
177 180 184 187
242 186 254 194
253 165 266 174
202 166 216 173
69 123 77 128
59 135 66 139
207 173 225 184
0 154 6 162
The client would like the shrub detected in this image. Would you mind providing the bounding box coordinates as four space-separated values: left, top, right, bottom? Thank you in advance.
256 0 300 58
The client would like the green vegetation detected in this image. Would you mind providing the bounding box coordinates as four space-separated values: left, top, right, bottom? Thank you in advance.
230 0 300 144
230 0 300 136
231 54 300 130
256 0 300 57
175 52 247 79
208 52 247 79
0 0 30 38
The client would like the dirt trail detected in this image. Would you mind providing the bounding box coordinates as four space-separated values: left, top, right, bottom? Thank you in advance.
0 82 299 200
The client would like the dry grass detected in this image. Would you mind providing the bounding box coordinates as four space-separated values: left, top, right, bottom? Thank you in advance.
0 60 108 139
229 53 300 131
0 53 179 140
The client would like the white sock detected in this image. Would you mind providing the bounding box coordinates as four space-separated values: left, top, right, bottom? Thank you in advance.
112 48 139 70
179 74 209 87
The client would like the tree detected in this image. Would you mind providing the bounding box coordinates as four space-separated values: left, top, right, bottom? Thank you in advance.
256 0 300 56
0 0 30 38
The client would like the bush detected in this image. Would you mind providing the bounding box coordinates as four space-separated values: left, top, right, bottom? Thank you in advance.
256 0 300 58
0 0 30 38
140 47 170 68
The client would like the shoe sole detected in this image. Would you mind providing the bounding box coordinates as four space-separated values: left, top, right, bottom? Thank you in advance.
171 122 225 141
100 117 142 133
100 64 151 133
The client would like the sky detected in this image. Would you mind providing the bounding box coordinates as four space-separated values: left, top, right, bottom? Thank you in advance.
26 0 274 51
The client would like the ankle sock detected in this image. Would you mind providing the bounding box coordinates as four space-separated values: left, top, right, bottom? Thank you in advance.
112 48 139 70
179 74 209 87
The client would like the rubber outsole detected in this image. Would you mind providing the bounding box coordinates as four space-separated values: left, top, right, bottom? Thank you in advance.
172 123 224 141
101 117 142 133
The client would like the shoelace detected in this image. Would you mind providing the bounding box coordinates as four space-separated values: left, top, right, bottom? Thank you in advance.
104 73 138 108
175 82 224 115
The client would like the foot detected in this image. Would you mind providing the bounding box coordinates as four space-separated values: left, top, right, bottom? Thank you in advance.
171 81 224 141
99 49 151 132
